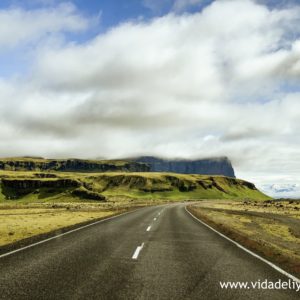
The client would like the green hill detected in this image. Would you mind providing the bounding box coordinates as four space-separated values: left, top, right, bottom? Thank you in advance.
0 171 270 202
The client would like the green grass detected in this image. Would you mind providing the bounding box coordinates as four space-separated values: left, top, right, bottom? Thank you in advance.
88 172 269 200
0 170 270 203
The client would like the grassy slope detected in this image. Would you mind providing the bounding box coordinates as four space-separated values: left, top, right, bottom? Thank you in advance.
90 172 268 200
0 171 270 203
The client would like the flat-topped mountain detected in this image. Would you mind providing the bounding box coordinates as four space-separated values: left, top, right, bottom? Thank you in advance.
0 156 235 178
0 157 149 173
132 156 235 178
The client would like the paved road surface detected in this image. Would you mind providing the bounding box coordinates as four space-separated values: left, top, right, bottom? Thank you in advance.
0 204 299 299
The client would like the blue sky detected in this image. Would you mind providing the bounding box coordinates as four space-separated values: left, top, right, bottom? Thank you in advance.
0 0 214 33
0 1 162 29
1 0 300 197
0 0 297 19
0 0 296 24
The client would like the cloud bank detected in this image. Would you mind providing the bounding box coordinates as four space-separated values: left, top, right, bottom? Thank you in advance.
0 0 300 195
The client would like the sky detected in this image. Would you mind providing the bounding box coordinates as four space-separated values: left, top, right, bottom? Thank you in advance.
0 0 300 197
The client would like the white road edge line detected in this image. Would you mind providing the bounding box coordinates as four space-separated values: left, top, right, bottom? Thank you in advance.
132 243 144 260
146 226 151 232
185 206 300 284
0 209 140 259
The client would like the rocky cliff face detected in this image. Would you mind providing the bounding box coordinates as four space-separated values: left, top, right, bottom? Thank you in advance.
0 156 235 177
133 156 235 178
0 158 149 173
2 178 80 190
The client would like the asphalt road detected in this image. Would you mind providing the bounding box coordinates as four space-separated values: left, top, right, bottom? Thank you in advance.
0 204 299 300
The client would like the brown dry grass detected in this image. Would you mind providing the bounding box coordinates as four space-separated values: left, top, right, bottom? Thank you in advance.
0 204 115 246
188 199 300 277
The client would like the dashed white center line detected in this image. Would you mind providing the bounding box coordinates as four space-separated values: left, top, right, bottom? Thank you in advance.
146 226 151 232
154 218 157 221
132 243 144 260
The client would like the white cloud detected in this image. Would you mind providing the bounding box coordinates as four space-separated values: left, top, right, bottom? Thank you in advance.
0 0 300 193
0 3 92 49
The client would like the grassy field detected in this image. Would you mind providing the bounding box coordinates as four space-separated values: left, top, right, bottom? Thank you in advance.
188 200 300 276
0 204 113 246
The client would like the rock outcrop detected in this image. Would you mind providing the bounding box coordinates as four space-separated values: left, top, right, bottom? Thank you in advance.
71 187 106 201
132 156 235 177
2 178 80 190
